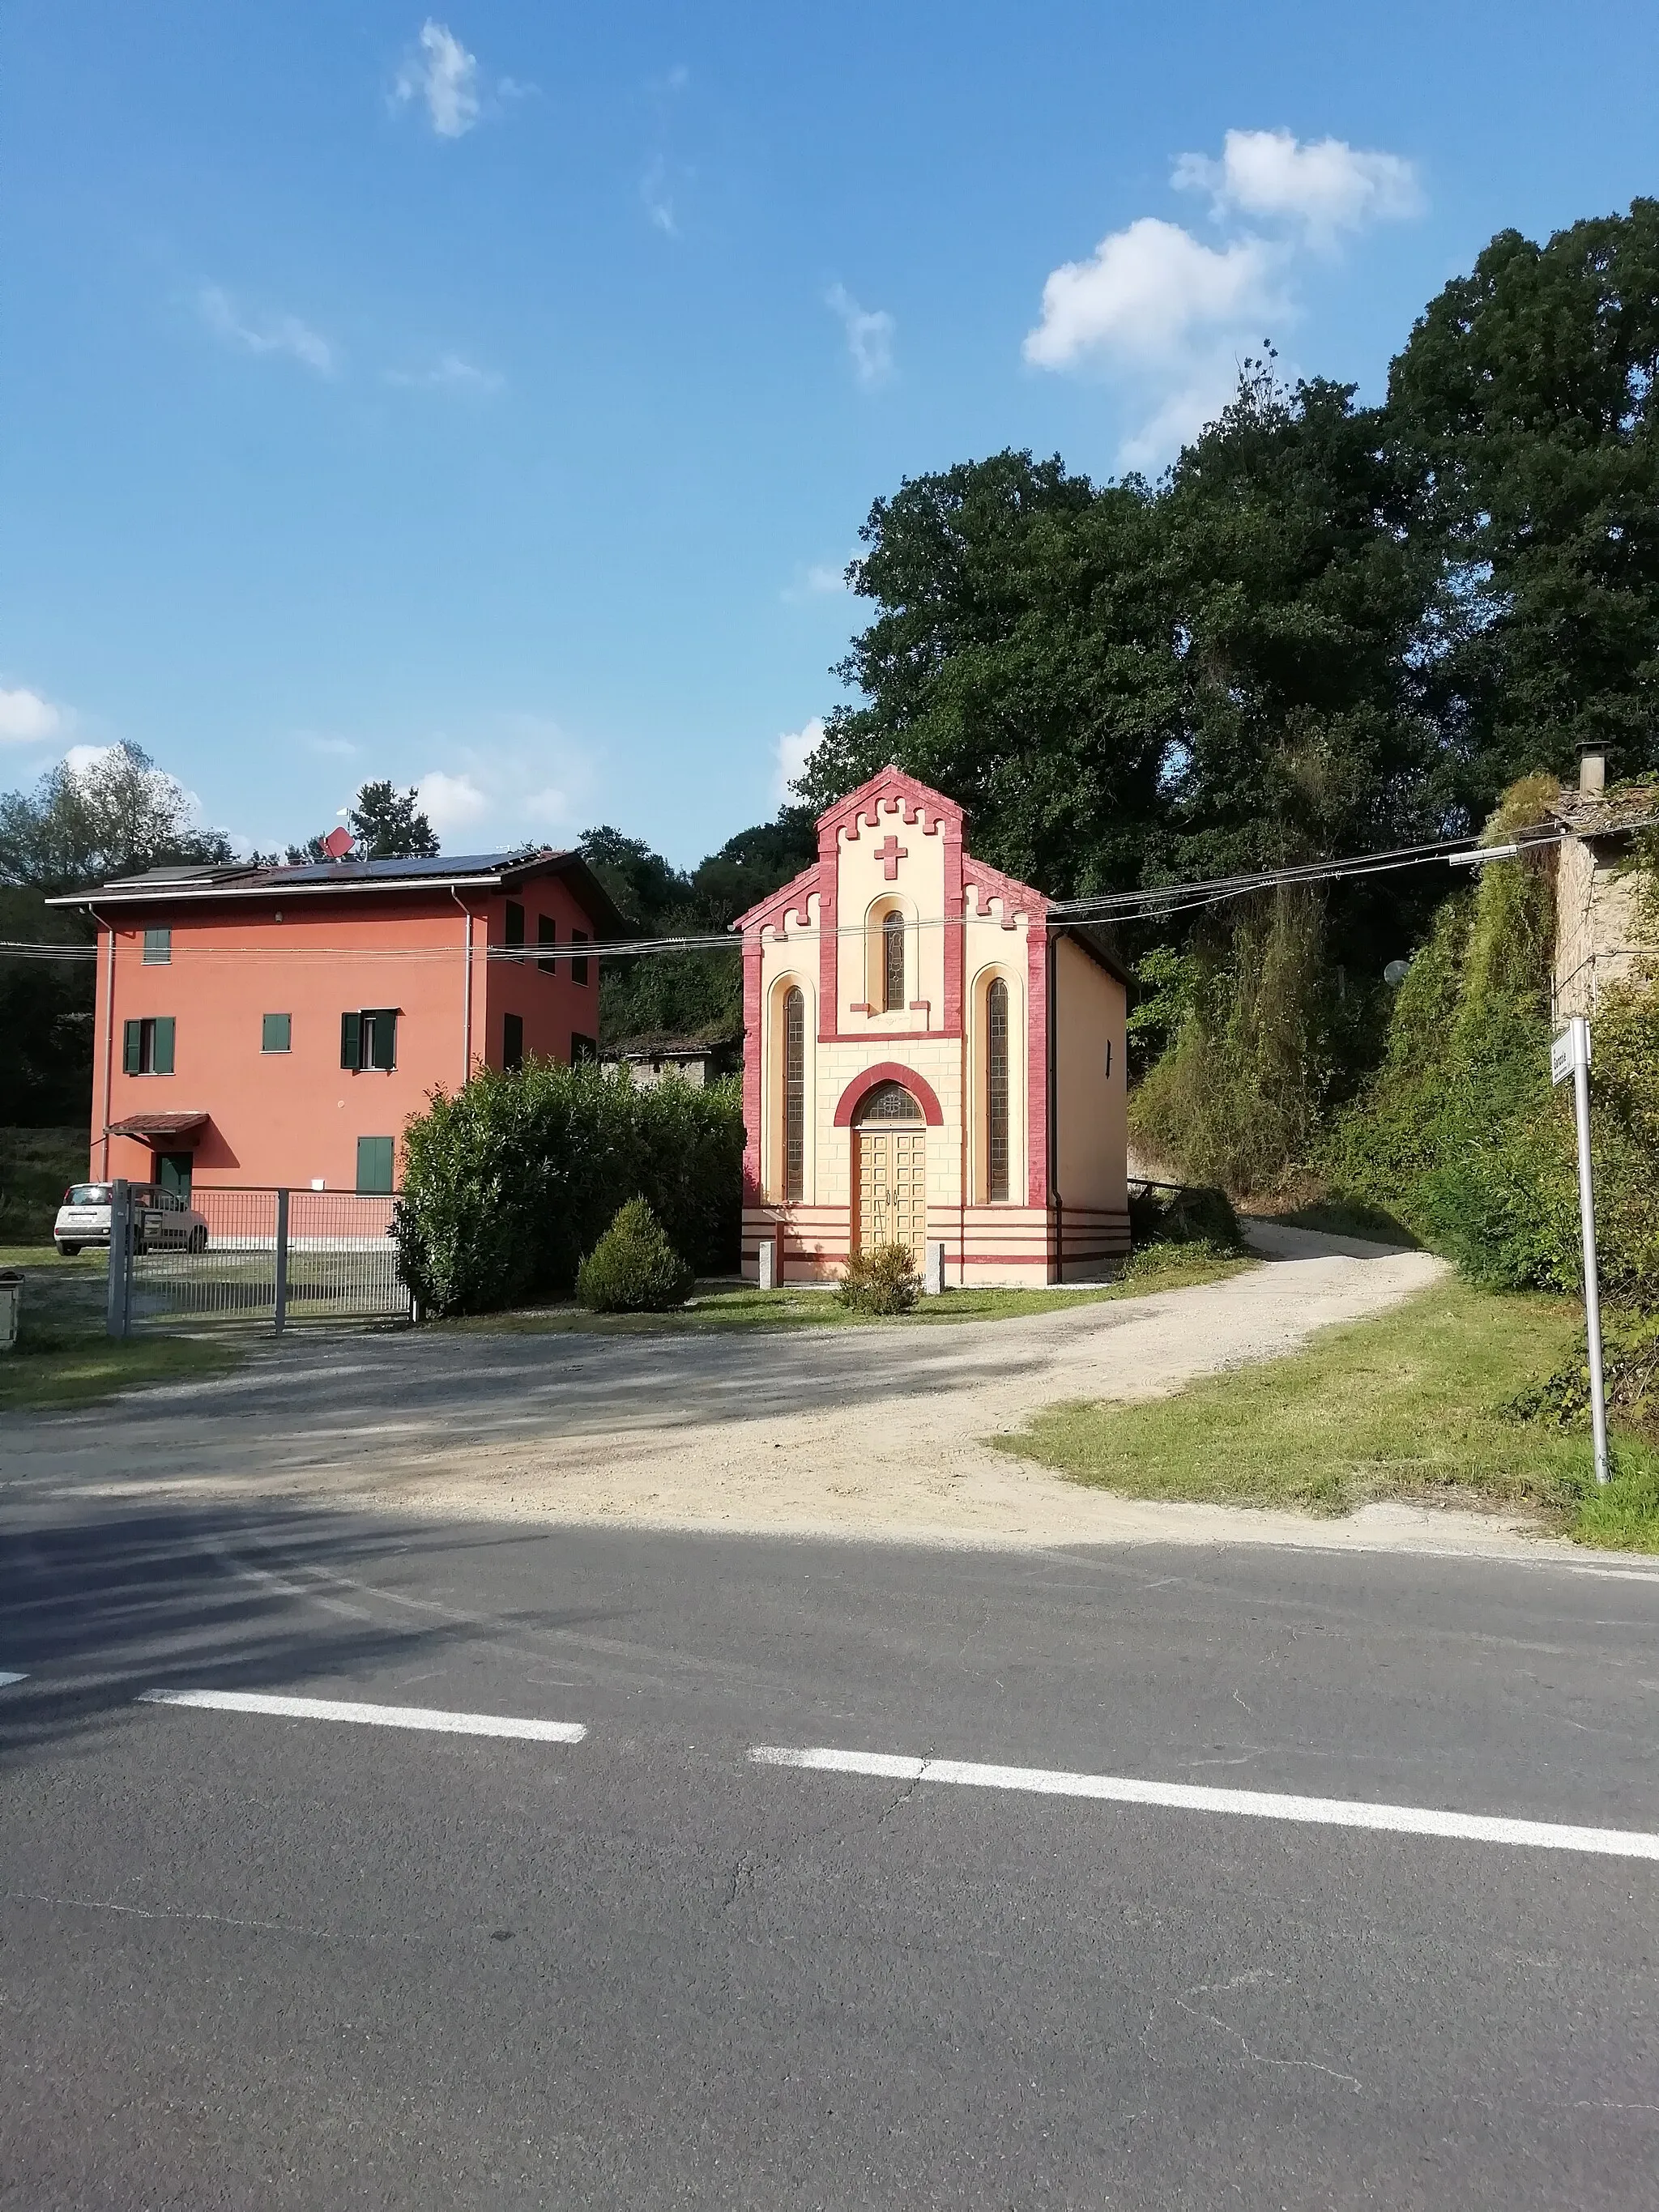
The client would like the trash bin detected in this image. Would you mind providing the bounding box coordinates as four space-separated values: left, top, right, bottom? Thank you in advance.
0 1268 22 1353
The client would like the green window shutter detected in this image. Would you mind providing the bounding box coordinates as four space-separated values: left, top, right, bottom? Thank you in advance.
341 1011 361 1070
151 1017 175 1075
356 1136 394 1194
262 1012 291 1054
369 1009 398 1071
123 1020 142 1075
143 927 171 965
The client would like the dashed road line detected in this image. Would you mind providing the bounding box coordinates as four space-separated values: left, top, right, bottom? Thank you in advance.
748 1745 1659 1861
139 1689 586 1741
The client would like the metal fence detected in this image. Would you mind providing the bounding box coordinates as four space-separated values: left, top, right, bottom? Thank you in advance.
107 1183 412 1334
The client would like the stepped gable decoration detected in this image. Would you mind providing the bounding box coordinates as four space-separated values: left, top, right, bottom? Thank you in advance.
733 763 1128 1289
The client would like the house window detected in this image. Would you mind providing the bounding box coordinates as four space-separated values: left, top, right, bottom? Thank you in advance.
571 1032 598 1063
537 914 557 973
882 910 905 1011
570 929 590 986
262 1012 292 1054
783 985 804 1202
986 978 1010 1203
142 927 172 965
122 1016 175 1076
503 1012 524 1070
356 1136 394 1194
505 901 525 958
341 1008 399 1072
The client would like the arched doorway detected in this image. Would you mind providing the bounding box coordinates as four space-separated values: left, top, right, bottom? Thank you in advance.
851 1080 926 1264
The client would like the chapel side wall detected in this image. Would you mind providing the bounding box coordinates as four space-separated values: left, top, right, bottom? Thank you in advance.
1054 937 1128 1264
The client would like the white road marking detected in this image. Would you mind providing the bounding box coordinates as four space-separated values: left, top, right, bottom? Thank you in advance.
748 1746 1659 1861
0 1671 27 1688
139 1689 586 1741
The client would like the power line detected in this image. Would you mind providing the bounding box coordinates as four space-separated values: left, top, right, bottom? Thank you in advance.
0 829 1565 965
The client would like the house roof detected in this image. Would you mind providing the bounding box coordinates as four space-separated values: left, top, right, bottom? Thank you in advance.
47 848 629 936
1551 783 1659 838
602 1034 736 1063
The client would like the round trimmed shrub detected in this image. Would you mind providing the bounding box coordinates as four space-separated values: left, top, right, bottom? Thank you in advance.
838 1242 921 1316
576 1197 694 1313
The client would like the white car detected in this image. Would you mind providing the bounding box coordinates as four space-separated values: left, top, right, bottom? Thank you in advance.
55 1183 210 1257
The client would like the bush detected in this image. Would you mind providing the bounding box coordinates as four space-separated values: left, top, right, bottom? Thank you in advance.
838 1242 921 1316
575 1198 694 1313
1128 1180 1243 1251
1511 1313 1659 1435
394 1059 742 1317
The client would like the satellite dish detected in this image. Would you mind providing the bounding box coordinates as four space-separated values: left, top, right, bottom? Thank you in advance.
1383 958 1410 987
321 827 355 860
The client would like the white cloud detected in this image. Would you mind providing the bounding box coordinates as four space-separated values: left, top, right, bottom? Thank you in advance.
1025 126 1422 466
392 20 480 138
827 284 895 389
641 158 679 237
774 717 823 802
200 286 335 375
64 742 117 777
384 352 504 394
781 557 854 606
303 733 360 760
1174 128 1422 246
0 684 69 743
1023 218 1282 373
417 769 489 833
522 786 573 832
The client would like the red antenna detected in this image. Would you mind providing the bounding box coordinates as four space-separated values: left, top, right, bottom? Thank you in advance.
321 826 355 860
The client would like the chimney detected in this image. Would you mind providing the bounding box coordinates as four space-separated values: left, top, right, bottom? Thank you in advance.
1578 743 1607 801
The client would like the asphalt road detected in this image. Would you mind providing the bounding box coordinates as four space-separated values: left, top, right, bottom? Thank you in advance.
2 1497 1657 2209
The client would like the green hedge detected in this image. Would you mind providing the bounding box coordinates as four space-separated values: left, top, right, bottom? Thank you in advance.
394 1062 742 1317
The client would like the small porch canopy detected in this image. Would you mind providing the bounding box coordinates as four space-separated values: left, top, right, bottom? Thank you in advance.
104 1110 211 1146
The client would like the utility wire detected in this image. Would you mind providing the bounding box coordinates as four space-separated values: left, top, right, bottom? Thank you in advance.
0 828 1565 964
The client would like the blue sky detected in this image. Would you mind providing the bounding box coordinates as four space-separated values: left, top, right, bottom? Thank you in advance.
2 2 1654 866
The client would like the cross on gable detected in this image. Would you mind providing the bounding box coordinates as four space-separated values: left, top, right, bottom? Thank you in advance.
877 833 908 880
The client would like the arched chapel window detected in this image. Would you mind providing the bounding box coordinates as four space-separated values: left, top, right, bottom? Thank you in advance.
986 978 1010 1202
882 910 906 1012
783 986 805 1203
856 1080 923 1122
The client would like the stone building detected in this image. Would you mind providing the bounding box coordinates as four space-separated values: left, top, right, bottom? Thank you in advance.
734 767 1128 1288
1552 745 1659 1020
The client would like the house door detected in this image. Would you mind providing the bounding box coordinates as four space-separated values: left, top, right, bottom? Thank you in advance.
852 1081 928 1263
156 1151 194 1203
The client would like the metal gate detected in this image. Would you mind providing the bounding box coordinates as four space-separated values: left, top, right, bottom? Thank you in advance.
105 1182 412 1334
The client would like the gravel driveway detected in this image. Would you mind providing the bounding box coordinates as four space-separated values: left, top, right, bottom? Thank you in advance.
5 1224 1567 1561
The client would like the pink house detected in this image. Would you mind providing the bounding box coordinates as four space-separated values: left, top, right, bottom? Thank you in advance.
49 848 623 1197
735 768 1129 1287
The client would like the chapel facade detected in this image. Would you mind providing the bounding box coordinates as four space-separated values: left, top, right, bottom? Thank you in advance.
735 767 1129 1288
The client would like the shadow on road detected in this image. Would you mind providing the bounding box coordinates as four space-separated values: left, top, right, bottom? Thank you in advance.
0 1502 631 1766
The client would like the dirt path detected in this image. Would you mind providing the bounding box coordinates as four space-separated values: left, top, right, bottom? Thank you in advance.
17 1223 1594 1564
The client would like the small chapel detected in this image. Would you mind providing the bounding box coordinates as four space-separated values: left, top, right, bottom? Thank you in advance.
734 767 1129 1288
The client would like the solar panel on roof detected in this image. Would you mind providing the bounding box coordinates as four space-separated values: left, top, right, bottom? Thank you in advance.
268 851 550 884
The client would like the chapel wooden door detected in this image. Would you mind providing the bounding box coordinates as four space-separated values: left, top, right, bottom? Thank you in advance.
855 1127 928 1262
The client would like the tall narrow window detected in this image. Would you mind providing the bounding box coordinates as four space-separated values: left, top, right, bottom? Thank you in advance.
505 901 526 959
783 986 804 1203
570 929 591 986
536 914 557 973
503 1012 524 1070
882 910 905 1012
986 978 1010 1202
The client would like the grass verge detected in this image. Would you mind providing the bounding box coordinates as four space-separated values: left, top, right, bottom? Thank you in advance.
996 1274 1659 1554
441 1242 1252 1336
0 1244 242 1413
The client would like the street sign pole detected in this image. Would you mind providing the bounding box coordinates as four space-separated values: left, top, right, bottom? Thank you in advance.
1553 1015 1610 1486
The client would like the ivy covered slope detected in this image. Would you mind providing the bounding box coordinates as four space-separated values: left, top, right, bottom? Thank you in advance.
1326 778 1659 1312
